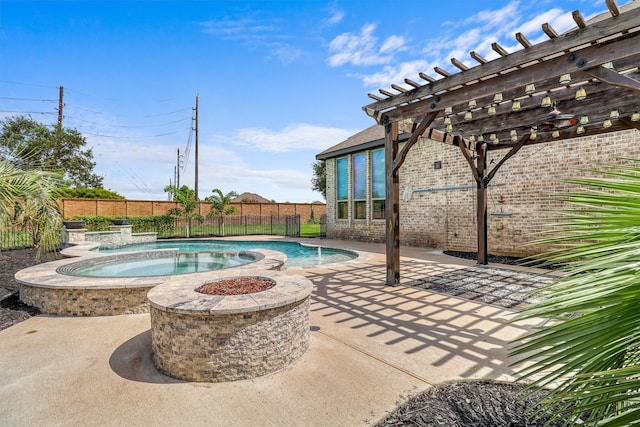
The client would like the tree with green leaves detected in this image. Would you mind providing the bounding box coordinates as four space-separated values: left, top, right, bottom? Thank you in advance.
0 116 103 188
512 159 640 426
206 188 238 236
54 187 124 199
0 156 64 260
311 160 326 200
163 184 202 238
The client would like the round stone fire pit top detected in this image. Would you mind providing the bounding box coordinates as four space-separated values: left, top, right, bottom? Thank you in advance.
195 277 276 295
147 270 313 315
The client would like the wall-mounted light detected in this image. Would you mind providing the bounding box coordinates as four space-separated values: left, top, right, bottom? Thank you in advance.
632 112 640 122
580 115 589 124
446 124 453 132
464 111 473 120
469 135 476 143
444 107 453 115
510 129 518 141
512 100 521 111
577 125 585 134
493 93 503 103
603 62 614 69
603 119 612 128
552 130 560 138
610 110 620 119
541 95 552 108
525 83 536 95
444 117 452 125
468 100 477 108
530 127 537 140
559 74 571 85
490 133 497 141
575 87 587 100
487 105 497 115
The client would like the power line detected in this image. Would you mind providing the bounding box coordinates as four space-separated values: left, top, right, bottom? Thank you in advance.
66 114 191 128
143 107 192 117
0 110 55 115
63 103 104 114
0 80 58 89
82 128 191 139
0 97 56 102
182 120 194 172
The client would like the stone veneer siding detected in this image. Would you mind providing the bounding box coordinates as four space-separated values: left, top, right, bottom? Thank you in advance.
19 285 152 316
150 297 310 382
324 129 640 257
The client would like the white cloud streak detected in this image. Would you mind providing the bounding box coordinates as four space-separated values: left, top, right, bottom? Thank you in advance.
230 123 355 153
329 0 589 91
328 23 406 67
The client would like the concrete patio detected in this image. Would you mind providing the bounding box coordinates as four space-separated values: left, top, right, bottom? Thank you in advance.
0 239 546 426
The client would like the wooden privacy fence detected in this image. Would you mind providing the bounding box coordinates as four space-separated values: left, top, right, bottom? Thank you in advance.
57 199 326 224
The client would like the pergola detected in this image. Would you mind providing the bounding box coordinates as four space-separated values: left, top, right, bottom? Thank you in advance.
362 1 640 286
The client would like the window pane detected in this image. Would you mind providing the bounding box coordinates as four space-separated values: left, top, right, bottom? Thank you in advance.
352 153 366 200
373 200 385 219
372 149 385 199
337 158 348 200
337 201 348 219
354 201 366 219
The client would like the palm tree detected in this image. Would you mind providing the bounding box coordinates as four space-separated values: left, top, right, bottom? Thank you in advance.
163 185 202 238
512 159 640 426
206 189 237 236
0 158 63 260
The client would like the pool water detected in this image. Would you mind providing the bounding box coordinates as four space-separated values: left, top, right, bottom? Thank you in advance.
97 240 357 268
72 252 254 277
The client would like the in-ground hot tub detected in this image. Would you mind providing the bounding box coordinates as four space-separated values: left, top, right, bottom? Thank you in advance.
147 270 313 382
16 245 286 316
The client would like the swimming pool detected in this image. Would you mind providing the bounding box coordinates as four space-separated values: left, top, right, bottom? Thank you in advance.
97 240 358 268
67 251 255 277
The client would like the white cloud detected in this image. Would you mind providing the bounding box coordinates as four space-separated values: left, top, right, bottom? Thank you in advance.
198 17 279 40
356 0 590 90
328 23 397 67
361 59 432 89
230 123 355 153
325 6 345 25
380 35 407 54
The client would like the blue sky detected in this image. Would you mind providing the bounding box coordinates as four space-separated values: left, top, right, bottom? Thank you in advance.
0 0 623 202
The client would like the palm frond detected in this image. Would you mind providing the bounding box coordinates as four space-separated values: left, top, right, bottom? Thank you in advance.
512 158 640 426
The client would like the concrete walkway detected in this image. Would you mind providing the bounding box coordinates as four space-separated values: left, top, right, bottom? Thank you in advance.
0 239 544 427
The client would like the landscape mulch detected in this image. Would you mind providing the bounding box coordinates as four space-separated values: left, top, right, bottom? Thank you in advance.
0 247 47 331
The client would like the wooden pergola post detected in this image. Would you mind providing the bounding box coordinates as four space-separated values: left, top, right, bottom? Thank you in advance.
385 120 400 286
476 143 489 265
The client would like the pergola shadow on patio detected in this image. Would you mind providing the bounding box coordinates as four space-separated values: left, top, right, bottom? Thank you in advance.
362 1 640 285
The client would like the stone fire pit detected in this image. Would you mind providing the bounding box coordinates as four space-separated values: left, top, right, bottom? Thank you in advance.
147 270 313 382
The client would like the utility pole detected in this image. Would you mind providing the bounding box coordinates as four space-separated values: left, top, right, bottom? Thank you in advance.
176 148 181 189
57 86 64 127
194 94 199 200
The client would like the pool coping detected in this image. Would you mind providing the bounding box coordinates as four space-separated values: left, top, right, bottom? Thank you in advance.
15 244 286 290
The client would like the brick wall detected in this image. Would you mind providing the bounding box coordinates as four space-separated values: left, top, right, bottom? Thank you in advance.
324 129 640 257
57 199 326 224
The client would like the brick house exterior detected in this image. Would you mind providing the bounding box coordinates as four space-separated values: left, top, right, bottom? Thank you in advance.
317 124 640 257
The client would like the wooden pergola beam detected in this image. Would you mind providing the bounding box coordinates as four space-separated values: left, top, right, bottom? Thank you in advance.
376 36 640 124
361 3 640 283
363 8 640 117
